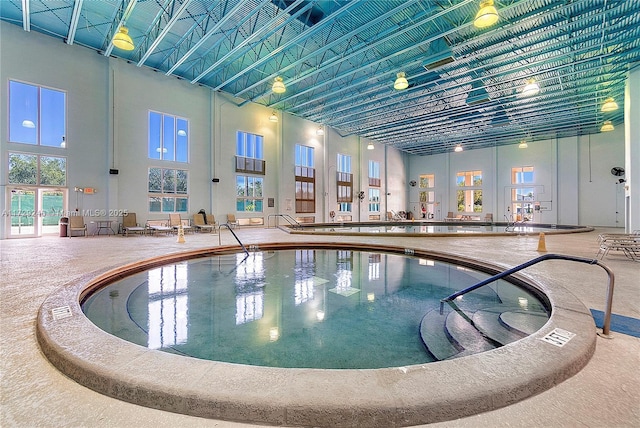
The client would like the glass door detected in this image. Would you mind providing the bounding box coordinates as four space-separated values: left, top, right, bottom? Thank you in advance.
6 187 67 238
40 188 66 235
8 188 36 237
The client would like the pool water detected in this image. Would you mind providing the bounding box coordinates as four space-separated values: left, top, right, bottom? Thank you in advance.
82 249 549 369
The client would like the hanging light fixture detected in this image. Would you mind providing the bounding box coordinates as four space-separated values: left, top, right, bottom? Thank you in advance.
601 97 619 112
454 145 463 152
367 142 374 150
272 77 286 94
600 120 614 132
394 72 408 90
113 26 135 51
473 0 499 28
522 78 540 97
269 111 278 122
518 140 528 149
316 126 324 136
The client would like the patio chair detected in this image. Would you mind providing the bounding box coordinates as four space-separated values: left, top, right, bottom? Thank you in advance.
193 213 218 233
169 213 193 234
145 219 172 236
226 213 238 229
121 212 145 236
68 215 87 237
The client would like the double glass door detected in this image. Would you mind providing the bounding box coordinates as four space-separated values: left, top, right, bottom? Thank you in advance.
7 187 67 238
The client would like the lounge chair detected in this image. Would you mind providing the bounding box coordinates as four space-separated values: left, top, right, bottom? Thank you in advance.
193 213 217 233
226 213 238 229
121 213 145 236
68 215 87 237
145 219 172 236
169 213 193 234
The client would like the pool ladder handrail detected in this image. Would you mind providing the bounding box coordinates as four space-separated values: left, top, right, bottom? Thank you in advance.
268 213 303 230
440 253 615 337
218 223 249 256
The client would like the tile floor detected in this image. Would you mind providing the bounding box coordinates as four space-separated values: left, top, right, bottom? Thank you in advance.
1 226 638 427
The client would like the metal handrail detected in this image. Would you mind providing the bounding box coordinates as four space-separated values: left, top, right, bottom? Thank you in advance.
440 253 615 337
267 213 302 229
218 223 249 256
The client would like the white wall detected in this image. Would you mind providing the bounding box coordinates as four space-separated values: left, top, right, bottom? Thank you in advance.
0 22 407 238
408 129 626 226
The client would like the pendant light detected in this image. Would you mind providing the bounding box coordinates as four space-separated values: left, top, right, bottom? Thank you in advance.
600 121 614 132
113 26 135 51
269 111 278 122
474 0 499 28
518 141 528 149
272 77 286 94
522 78 540 97
316 126 324 136
601 97 619 112
367 142 374 150
454 145 463 152
394 72 408 90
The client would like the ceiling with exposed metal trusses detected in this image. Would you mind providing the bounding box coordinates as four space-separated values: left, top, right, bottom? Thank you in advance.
2 0 639 155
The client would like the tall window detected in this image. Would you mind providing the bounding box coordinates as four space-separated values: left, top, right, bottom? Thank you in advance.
9 80 66 147
368 161 380 213
368 161 380 187
419 174 435 217
295 144 315 213
456 170 482 212
236 131 265 174
148 111 189 162
236 176 263 212
511 166 535 221
337 154 352 212
148 168 188 213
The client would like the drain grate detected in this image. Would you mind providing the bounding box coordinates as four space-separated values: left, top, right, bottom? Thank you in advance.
52 305 73 321
541 328 575 347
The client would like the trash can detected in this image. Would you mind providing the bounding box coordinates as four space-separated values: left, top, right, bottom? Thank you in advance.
59 217 69 237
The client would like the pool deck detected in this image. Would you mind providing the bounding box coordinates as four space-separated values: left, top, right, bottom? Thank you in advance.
1 227 639 427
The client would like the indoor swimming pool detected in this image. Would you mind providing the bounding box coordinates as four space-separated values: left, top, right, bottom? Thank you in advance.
37 243 596 426
81 248 550 369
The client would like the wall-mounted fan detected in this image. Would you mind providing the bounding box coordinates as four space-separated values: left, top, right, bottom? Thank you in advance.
611 166 625 177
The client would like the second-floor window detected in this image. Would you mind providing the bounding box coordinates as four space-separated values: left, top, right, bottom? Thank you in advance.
236 131 265 174
148 111 189 162
9 80 66 147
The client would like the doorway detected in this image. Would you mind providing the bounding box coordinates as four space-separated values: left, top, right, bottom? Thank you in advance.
6 187 67 238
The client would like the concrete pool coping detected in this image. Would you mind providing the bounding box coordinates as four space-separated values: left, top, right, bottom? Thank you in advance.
281 221 594 238
36 243 597 427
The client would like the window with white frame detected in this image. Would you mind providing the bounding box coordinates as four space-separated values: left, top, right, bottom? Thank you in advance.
236 131 265 174
456 170 482 213
236 175 263 212
337 154 352 212
295 144 315 213
8 152 66 186
148 111 189 162
511 166 535 221
9 80 66 147
419 174 435 218
148 168 188 213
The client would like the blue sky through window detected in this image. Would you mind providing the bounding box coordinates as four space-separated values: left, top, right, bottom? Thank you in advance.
9 81 65 146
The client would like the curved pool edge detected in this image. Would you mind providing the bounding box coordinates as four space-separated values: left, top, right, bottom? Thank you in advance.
36 243 597 427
